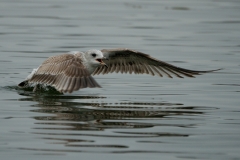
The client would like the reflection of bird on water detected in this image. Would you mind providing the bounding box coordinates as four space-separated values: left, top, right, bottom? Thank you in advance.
18 48 220 93
17 93 205 131
30 98 203 130
29 96 202 122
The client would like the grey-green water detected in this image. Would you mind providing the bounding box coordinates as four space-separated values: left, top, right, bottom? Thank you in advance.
0 0 240 160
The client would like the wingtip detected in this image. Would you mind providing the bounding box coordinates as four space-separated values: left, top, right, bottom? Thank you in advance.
204 68 223 73
18 80 28 88
216 68 223 71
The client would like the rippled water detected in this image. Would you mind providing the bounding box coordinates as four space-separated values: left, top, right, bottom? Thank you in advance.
1 0 240 160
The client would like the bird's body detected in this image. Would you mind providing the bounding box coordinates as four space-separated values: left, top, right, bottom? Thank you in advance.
18 48 220 93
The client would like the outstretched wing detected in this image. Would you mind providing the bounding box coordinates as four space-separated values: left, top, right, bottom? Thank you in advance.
93 48 220 78
29 53 101 93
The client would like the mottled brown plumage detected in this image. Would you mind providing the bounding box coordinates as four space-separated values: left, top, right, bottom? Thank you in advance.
18 48 220 93
28 52 101 93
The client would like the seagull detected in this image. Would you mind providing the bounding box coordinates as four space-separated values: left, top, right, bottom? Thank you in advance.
18 48 220 93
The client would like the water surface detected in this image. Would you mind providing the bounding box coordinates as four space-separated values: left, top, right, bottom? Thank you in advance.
0 0 240 160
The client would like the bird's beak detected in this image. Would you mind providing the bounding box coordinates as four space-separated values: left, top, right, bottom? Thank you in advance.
102 57 108 68
101 61 108 68
103 57 109 68
96 58 108 68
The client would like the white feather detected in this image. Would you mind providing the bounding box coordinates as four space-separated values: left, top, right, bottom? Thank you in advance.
26 67 39 80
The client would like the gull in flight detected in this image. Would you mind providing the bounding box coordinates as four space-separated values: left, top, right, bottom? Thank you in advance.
18 48 220 93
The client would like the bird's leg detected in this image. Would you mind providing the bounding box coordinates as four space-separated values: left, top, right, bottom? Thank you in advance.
33 84 39 92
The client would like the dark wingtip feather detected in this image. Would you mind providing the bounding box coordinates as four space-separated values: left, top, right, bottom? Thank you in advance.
18 80 28 88
195 68 223 73
207 68 224 72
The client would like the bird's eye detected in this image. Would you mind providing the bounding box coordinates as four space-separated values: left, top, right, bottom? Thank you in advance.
91 53 96 57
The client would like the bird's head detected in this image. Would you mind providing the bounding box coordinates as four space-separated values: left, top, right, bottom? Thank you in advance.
85 49 108 67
